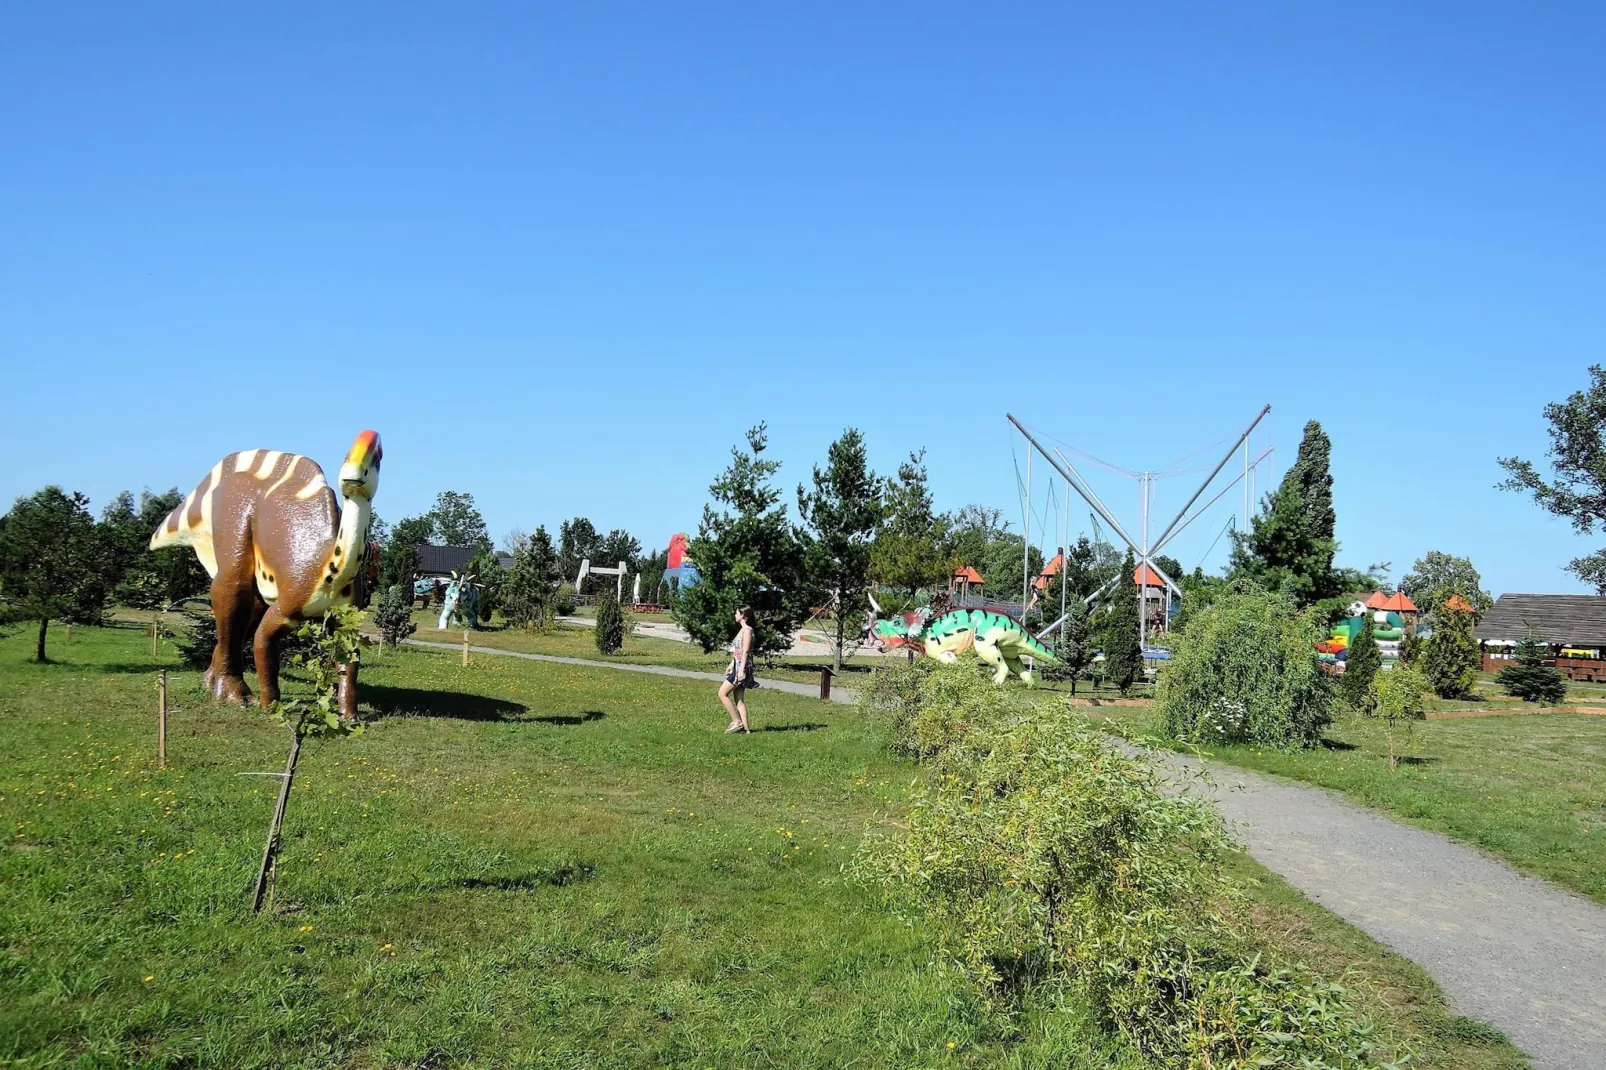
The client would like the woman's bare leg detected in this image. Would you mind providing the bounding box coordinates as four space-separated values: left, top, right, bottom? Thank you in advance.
719 681 740 730
734 687 749 732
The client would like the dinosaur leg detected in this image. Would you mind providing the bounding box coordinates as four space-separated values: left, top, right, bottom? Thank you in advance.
974 634 1009 685
337 658 360 724
206 575 256 706
1000 639 1035 686
252 601 291 709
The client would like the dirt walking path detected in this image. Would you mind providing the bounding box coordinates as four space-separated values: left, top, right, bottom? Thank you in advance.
401 639 1606 1068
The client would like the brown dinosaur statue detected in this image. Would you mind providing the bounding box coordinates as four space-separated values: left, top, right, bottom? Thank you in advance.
150 430 382 720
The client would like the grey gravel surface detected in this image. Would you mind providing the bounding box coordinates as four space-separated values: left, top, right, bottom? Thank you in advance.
394 639 1606 1068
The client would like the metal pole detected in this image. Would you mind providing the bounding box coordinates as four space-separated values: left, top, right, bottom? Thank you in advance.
1139 473 1147 646
1243 433 1250 530
1151 447 1275 559
1146 405 1271 556
1022 443 1032 616
1060 474 1070 635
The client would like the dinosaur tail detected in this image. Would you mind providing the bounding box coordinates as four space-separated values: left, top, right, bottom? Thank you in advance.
1025 632 1057 662
148 460 224 578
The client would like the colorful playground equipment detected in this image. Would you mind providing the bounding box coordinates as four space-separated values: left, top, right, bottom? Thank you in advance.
1316 591 1418 673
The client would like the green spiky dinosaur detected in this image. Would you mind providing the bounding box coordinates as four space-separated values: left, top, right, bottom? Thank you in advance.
873 607 1055 685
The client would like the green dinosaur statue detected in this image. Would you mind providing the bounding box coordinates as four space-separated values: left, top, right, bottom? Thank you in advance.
871 607 1055 685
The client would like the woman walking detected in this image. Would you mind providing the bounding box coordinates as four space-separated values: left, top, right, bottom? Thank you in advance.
720 605 757 733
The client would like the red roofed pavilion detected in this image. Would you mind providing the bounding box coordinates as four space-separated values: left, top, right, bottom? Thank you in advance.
1381 591 1419 613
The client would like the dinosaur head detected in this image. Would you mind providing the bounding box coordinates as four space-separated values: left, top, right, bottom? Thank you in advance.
339 430 383 501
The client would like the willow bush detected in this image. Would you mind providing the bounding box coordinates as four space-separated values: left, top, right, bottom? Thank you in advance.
1157 584 1332 748
854 662 1387 1067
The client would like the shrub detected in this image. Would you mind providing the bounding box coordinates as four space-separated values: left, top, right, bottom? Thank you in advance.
372 584 417 649
1371 664 1428 771
595 587 624 654
1341 616 1381 712
1157 584 1333 748
854 699 1381 1066
1496 632 1567 705
1423 604 1480 699
856 655 933 758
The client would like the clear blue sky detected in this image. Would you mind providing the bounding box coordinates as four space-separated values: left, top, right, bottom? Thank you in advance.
4 2 1602 596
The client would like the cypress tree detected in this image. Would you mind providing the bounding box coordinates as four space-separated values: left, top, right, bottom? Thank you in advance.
595 585 625 654
1099 551 1144 694
1228 421 1341 608
1496 631 1567 705
1423 602 1480 699
1341 615 1381 711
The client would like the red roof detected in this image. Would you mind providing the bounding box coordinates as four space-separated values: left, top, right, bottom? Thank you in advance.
1381 591 1419 613
1443 594 1474 612
1039 553 1064 577
1364 591 1390 609
1133 564 1167 587
952 565 983 585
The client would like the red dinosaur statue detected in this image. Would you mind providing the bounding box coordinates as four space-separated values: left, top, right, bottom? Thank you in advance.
150 430 383 720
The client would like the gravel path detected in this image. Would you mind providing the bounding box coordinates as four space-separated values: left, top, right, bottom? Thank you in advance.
397 638 1606 1067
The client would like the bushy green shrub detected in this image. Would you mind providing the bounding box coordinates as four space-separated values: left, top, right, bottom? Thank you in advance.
856 655 933 758
1372 664 1428 771
595 587 624 654
1157 585 1333 748
372 584 417 648
860 654 1011 767
855 688 1382 1066
1496 633 1567 705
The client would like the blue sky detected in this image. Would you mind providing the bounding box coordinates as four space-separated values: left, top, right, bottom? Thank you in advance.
3 2 1601 596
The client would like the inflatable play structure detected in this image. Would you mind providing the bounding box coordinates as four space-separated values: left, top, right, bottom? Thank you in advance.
148 431 382 722
662 533 701 598
1316 591 1418 674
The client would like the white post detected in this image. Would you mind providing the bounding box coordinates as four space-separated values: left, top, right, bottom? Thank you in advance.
1060 474 1070 634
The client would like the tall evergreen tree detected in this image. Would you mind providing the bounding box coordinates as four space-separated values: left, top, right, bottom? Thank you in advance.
871 449 947 601
1056 599 1095 696
0 487 101 662
595 585 625 654
1423 602 1480 699
380 515 432 594
1228 420 1341 608
1098 550 1144 694
1341 615 1382 711
798 428 882 669
674 424 809 658
503 526 561 629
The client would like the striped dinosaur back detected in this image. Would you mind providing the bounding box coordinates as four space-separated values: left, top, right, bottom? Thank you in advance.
149 450 327 578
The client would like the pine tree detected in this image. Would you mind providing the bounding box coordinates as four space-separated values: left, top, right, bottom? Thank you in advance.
595 585 625 654
372 584 418 648
797 428 882 670
674 425 809 658
1057 599 1094 696
1423 602 1480 699
1228 420 1342 608
1342 615 1382 711
1099 551 1144 694
465 547 504 625
503 526 560 630
871 449 947 601
1496 631 1567 705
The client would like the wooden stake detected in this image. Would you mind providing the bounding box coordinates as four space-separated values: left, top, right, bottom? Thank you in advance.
157 670 168 769
252 726 303 914
151 617 160 657
462 630 470 667
819 665 833 701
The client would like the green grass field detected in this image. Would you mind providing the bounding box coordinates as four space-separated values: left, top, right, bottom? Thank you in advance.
1 623 1523 1068
1090 703 1606 905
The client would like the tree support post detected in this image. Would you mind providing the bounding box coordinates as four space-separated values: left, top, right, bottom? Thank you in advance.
251 727 303 914
157 670 167 769
462 631 469 667
818 665 835 701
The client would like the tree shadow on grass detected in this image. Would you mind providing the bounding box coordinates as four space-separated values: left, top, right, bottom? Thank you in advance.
1397 755 1439 766
1319 738 1359 752
530 710 607 726
362 684 529 722
443 862 597 891
100 662 180 675
759 722 828 733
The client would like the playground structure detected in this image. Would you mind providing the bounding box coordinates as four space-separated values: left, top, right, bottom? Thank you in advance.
871 605 1057 684
574 558 630 603
1318 591 1418 673
1006 410 1276 649
147 430 382 722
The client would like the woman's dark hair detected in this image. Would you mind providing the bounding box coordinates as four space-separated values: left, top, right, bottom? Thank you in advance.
736 604 756 626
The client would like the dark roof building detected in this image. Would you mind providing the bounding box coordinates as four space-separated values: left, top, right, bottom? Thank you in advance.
1474 594 1606 647
417 544 476 577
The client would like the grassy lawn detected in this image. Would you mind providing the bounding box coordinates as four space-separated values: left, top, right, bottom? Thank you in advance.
1 624 1523 1068
1090 703 1606 906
